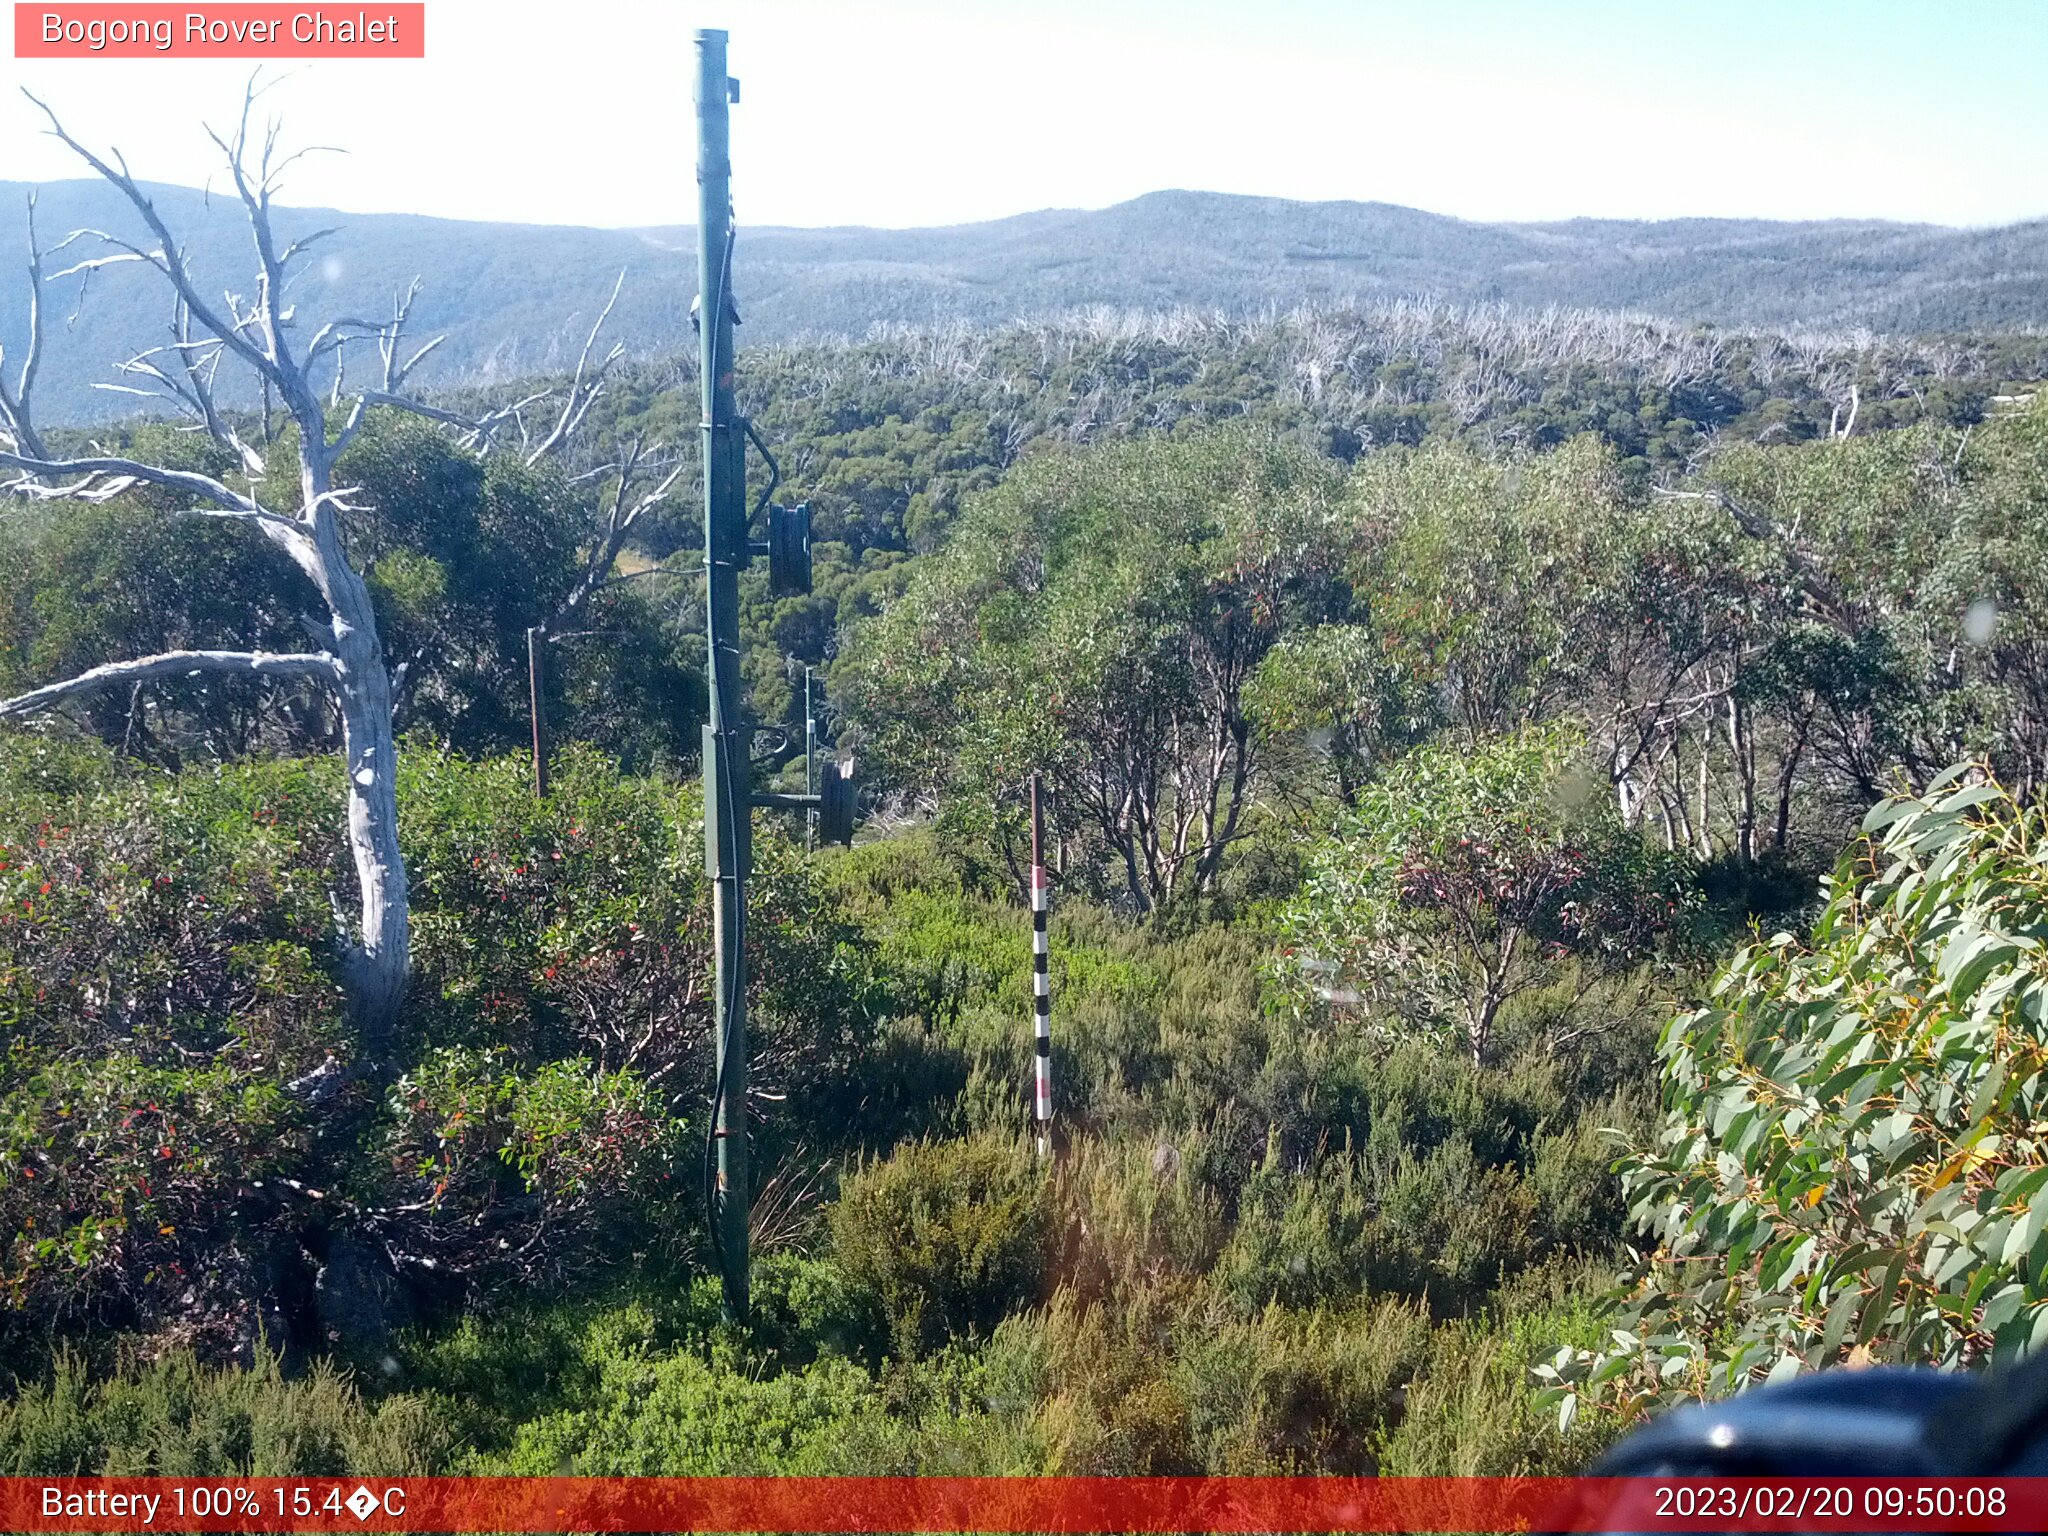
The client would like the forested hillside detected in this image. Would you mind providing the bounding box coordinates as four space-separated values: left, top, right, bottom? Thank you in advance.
581 303 2048 760
4 177 2048 418
18 301 2042 789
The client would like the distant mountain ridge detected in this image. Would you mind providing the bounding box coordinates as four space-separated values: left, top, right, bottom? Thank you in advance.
2 181 2045 421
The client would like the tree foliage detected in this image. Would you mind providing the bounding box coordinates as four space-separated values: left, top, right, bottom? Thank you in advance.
840 428 1343 909
1282 728 1694 1064
0 416 700 771
1542 769 2048 1426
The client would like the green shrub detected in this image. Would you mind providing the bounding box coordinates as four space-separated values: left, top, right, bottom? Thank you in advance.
1365 1139 1541 1310
742 1252 883 1367
0 1055 310 1350
0 751 346 1070
0 739 883 1358
1028 1282 1432 1474
0 1352 447 1476
401 740 887 1078
371 1048 681 1288
1281 726 1696 1065
1029 1285 1202 1474
830 1136 1052 1356
484 1348 878 1475
1174 1297 1431 1473
0 751 349 1348
1217 1144 1375 1312
1055 1135 1226 1301
811 1334 1045 1473
1217 1135 1543 1316
0 723 1650 1467
395 1290 716 1457
1376 1322 1572 1475
1525 1110 1635 1253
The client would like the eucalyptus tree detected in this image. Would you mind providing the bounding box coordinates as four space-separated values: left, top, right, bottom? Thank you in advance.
0 88 656 1040
1944 397 2048 801
840 428 1343 910
1348 437 1623 743
1690 416 2048 826
1541 769 2048 1424
1244 622 1434 807
1280 727 1693 1066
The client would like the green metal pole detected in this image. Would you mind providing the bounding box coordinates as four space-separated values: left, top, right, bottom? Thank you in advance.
526 625 549 799
696 26 750 1323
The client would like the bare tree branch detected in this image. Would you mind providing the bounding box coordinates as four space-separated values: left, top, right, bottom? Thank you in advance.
42 244 160 282
524 269 626 464
0 648 338 720
333 381 549 462
0 448 262 511
307 316 385 363
340 388 475 434
172 302 266 474
551 435 685 631
277 222 341 269
0 191 49 461
22 87 283 392
604 565 690 588
387 333 442 391
201 87 309 410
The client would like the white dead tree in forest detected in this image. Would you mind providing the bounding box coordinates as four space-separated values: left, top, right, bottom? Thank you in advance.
0 90 422 1038
492 288 687 798
377 267 686 641
0 86 656 1042
553 431 686 631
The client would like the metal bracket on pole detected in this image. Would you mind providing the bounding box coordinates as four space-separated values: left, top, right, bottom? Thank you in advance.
751 758 855 847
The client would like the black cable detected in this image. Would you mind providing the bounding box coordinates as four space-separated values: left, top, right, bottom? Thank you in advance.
700 206 747 1299
702 719 744 1290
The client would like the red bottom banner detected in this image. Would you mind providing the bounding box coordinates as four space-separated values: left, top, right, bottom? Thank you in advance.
7 1475 2046 1533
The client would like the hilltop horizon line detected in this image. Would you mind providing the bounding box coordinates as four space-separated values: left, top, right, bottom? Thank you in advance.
9 177 2045 237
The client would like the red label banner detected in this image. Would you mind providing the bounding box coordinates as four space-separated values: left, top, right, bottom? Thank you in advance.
2 1476 2045 1533
14 5 424 57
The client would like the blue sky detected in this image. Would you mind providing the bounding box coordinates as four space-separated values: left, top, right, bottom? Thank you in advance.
2 0 2041 229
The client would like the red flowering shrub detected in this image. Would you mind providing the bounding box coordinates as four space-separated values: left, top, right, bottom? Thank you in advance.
370 1047 677 1288
0 737 884 1363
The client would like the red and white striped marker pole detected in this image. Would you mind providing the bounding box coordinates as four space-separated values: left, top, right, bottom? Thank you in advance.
1030 772 1052 1157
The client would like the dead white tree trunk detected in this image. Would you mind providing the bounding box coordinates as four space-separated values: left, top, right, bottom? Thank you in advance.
0 85 476 1045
